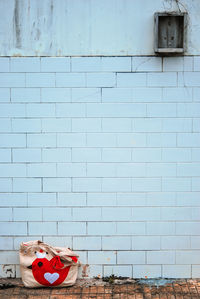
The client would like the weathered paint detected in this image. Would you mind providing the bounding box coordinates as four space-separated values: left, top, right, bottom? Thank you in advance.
0 0 200 56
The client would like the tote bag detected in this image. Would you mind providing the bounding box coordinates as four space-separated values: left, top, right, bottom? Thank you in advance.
19 240 80 288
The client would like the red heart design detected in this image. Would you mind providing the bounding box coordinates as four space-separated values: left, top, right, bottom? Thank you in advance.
31 256 71 286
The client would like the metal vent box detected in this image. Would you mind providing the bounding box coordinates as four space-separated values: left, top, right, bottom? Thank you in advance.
154 12 187 54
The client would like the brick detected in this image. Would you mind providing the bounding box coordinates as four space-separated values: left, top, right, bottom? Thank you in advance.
162 148 191 162
147 72 177 87
57 133 86 147
0 73 25 87
0 88 10 102
176 222 200 235
102 57 131 72
87 193 116 206
192 149 200 161
13 178 41 192
42 118 71 132
12 119 41 132
132 57 162 72
104 265 132 277
163 87 192 102
193 88 200 101
176 192 200 206
132 148 162 162
117 73 146 87
162 118 192 132
57 163 86 177
147 103 176 117
133 87 162 102
133 178 161 192
58 222 86 235
43 236 72 247
27 133 56 147
0 193 27 207
43 178 71 192
102 207 131 221
56 103 86 117
118 251 145 264
72 118 101 132
146 192 176 206
117 222 145 236
178 72 200 86
43 207 72 221
73 178 101 192
0 57 9 72
0 163 26 177
162 178 191 191
117 193 146 206
163 57 184 71
0 237 13 250
0 103 26 117
102 88 133 102
29 222 57 235
161 236 190 250
27 163 56 177
132 207 160 221
56 73 86 87
146 163 176 176
0 208 12 221
192 178 200 191
117 133 146 147
133 265 161 278
11 88 40 102
147 133 176 147
43 148 71 162
27 103 55 117
0 251 18 264
102 118 132 132
102 148 131 162
87 162 116 178
41 88 71 102
191 237 200 249
193 119 200 132
184 56 193 71
176 251 200 264
13 149 41 162
13 208 42 221
0 179 12 191
134 118 162 132
0 222 27 235
147 251 175 264
161 207 192 221
116 163 146 177
192 265 200 278
26 73 55 87
191 207 200 220
87 103 146 117
73 237 101 250
178 103 200 117
72 88 101 103
88 251 116 264
163 265 191 278
177 163 200 176
72 148 101 162
0 119 11 132
87 222 116 236
102 178 132 192
87 133 117 147
73 207 101 221
28 193 56 207
132 236 160 250
41 57 70 72
102 236 131 250
13 236 41 250
72 57 101 72
147 222 175 235
10 57 40 72
86 73 115 87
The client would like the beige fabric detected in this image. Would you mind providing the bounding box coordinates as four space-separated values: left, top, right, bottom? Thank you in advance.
19 240 80 288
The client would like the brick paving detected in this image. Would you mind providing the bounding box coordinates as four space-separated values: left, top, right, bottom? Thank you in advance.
1 279 200 299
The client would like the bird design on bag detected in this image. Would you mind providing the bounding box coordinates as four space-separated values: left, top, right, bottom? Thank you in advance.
27 249 78 286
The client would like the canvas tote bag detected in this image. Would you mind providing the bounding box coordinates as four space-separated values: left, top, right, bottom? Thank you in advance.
20 240 80 288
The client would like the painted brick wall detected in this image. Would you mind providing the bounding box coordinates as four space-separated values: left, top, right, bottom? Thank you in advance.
0 56 200 279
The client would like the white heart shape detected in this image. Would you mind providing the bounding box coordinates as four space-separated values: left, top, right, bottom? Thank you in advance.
44 272 59 284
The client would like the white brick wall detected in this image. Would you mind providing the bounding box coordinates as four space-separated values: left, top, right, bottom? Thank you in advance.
0 56 200 279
